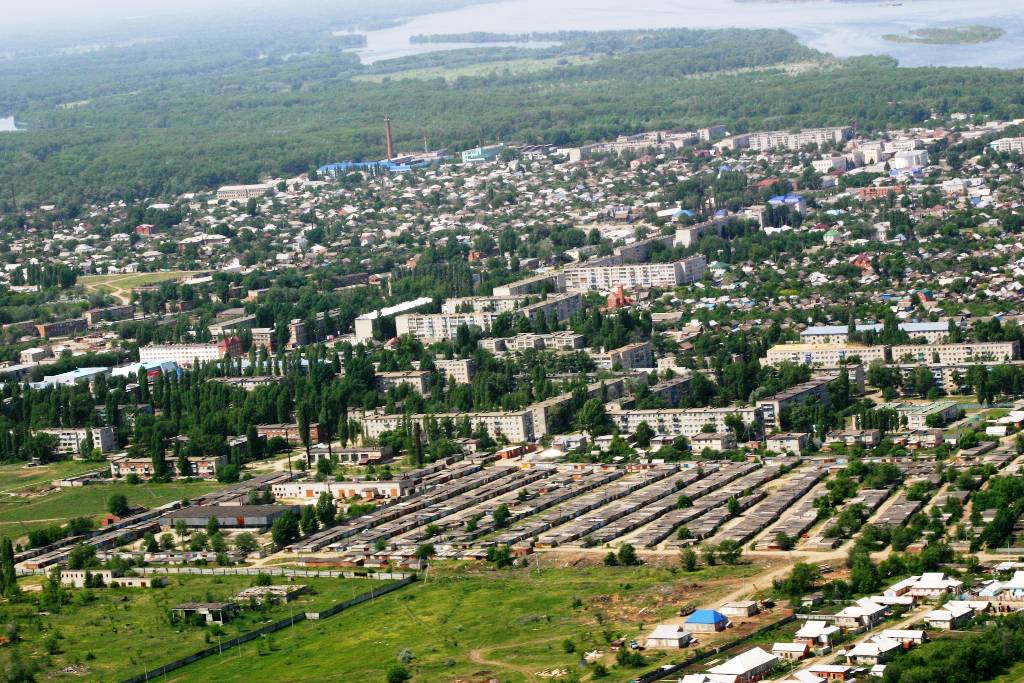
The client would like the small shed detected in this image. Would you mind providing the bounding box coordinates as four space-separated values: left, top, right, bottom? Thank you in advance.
645 624 692 649
720 600 760 618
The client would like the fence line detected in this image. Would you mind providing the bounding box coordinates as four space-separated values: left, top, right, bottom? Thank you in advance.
18 565 413 581
119 576 416 683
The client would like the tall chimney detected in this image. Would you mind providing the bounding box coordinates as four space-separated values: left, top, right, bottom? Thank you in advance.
384 116 395 160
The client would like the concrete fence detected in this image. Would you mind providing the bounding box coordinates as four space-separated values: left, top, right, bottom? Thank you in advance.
19 565 413 581
119 575 416 683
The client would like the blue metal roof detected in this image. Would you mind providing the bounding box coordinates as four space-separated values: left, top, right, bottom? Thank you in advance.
686 609 727 624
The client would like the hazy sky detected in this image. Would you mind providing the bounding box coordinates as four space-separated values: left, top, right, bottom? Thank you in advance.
1 0 291 33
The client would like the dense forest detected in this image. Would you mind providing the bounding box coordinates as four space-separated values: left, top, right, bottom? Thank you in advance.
2 15 1024 205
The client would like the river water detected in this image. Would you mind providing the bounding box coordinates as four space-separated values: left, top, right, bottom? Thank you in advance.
348 0 1024 67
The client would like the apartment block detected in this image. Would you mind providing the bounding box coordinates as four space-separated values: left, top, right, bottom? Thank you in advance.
481 332 586 353
742 126 852 151
396 293 581 342
607 406 761 438
84 305 135 327
138 336 243 367
251 327 276 352
441 295 525 314
990 137 1024 154
287 319 307 349
756 375 834 430
216 183 273 201
374 370 431 396
35 318 87 338
491 271 565 297
353 409 535 443
37 426 117 456
110 454 226 479
591 341 654 370
396 311 500 342
432 358 475 384
256 423 321 444
765 343 888 368
800 321 951 345
563 256 706 292
891 341 1018 365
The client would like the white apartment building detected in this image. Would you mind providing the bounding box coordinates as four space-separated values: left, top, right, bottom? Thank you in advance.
800 322 951 345
765 343 888 368
396 311 500 342
607 406 761 438
891 341 1018 365
37 426 118 456
481 332 586 353
353 297 433 342
353 409 535 443
563 256 706 292
396 293 581 342
441 296 524 314
591 341 654 370
138 339 241 367
812 156 849 174
739 126 851 151
990 137 1024 154
374 370 431 396
216 183 273 201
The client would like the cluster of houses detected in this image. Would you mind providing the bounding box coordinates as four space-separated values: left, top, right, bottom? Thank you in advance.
646 570 1011 682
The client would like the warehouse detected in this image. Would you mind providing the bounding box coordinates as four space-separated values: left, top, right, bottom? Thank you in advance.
158 505 299 531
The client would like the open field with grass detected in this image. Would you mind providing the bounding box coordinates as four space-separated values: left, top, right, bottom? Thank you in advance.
0 574 381 681
79 271 201 303
0 480 221 540
0 461 104 494
164 562 762 683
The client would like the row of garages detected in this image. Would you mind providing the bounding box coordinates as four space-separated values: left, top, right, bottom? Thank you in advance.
535 468 680 548
803 487 892 550
628 462 760 548
390 468 553 546
486 469 631 547
330 465 521 551
578 469 707 546
710 467 827 546
293 458 491 551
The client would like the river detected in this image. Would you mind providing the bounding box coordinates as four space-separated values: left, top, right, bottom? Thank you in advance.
348 0 1024 68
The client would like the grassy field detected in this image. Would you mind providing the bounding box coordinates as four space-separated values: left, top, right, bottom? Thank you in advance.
79 271 201 303
79 271 199 290
0 461 104 494
163 562 762 683
0 574 381 681
0 480 222 540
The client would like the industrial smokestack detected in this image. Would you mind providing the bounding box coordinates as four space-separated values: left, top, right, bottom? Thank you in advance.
384 116 395 160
